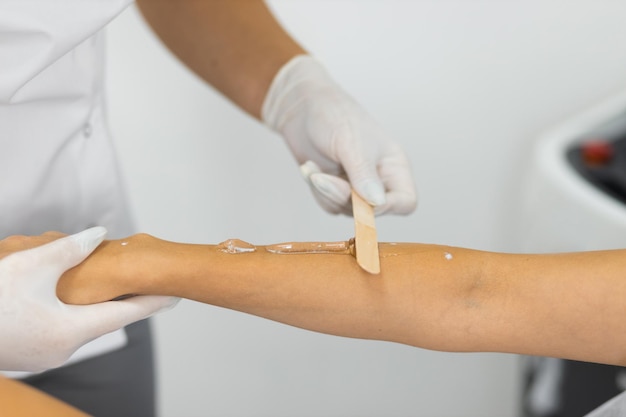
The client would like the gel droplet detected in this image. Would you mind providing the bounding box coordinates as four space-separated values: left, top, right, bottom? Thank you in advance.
217 239 257 254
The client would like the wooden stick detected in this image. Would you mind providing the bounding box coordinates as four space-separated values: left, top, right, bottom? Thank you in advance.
351 190 380 274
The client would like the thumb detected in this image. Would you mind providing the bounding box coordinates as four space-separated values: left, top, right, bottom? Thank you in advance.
25 227 107 297
34 227 108 273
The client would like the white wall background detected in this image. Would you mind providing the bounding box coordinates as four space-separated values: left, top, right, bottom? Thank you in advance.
105 2 626 416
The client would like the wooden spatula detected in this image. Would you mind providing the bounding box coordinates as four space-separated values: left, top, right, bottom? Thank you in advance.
351 190 380 274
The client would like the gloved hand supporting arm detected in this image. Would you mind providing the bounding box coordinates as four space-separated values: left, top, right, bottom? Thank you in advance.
0 228 178 372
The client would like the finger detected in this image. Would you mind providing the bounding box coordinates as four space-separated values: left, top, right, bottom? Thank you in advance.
335 135 387 207
67 296 180 339
300 160 323 179
309 173 352 215
16 227 107 297
352 178 386 208
378 152 418 215
0 232 65 259
30 227 107 271
301 161 351 215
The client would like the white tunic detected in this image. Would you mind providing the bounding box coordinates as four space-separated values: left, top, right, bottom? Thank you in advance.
0 0 135 375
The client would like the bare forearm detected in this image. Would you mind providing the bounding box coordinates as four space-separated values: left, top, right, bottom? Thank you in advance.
136 0 306 118
57 235 626 366
496 250 626 365
58 235 492 349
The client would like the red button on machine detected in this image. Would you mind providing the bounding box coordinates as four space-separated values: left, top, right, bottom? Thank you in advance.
581 140 614 166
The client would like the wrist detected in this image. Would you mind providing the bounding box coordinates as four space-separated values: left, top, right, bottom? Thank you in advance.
57 233 174 304
261 54 334 131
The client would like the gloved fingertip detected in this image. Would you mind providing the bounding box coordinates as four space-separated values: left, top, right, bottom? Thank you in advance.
300 160 321 181
372 203 391 216
69 296 181 336
310 173 351 205
385 192 419 215
69 226 107 255
359 181 386 207
148 295 181 313
116 295 181 318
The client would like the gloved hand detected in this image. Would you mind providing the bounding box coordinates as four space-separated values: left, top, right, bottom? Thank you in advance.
262 55 417 215
0 227 178 372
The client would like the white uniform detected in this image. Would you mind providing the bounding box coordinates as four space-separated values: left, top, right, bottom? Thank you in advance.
0 1 135 375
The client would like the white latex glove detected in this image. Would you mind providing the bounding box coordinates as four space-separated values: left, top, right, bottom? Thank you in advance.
0 227 178 372
262 55 417 215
